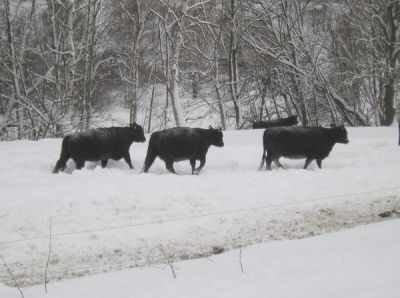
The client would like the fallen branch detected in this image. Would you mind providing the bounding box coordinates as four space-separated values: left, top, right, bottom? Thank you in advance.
239 248 244 274
1 255 24 298
159 246 177 279
44 222 52 293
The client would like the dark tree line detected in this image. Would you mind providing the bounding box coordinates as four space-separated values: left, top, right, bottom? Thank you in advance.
0 0 399 140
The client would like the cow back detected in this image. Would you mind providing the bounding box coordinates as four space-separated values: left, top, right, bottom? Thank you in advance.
252 115 298 129
65 125 145 161
263 126 344 159
149 127 223 161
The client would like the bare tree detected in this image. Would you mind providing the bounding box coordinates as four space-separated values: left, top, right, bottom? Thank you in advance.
112 0 149 125
153 0 187 127
2 0 35 138
181 1 226 129
226 0 243 128
323 0 399 126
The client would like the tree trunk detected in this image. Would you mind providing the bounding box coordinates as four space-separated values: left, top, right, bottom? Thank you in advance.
192 73 199 99
398 121 400 145
129 41 139 125
158 18 169 127
169 0 187 127
381 1 399 126
228 0 242 129
213 44 225 130
129 0 142 125
82 0 99 131
82 0 92 130
66 0 76 113
148 83 155 133
4 0 24 138
258 80 267 121
381 80 396 126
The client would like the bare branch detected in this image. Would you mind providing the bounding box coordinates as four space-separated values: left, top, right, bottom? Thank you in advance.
44 222 52 293
239 247 244 274
1 255 24 298
186 0 210 12
159 246 177 279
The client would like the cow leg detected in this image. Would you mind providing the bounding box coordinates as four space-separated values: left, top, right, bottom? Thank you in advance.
316 159 322 169
74 158 85 170
304 158 313 169
266 152 273 170
53 158 67 173
123 153 134 169
165 160 177 174
190 159 196 175
258 150 266 171
274 159 284 169
101 159 108 168
143 151 157 173
195 156 206 174
52 145 70 173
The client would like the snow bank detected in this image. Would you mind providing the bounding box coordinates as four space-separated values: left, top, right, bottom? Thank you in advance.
2 219 400 298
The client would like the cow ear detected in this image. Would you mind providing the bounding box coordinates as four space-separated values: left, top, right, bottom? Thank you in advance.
330 123 336 128
219 127 222 132
208 125 213 129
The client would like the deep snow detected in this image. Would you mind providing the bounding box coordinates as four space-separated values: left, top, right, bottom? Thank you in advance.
0 127 399 289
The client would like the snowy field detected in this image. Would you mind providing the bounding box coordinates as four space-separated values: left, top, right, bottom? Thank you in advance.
0 127 400 292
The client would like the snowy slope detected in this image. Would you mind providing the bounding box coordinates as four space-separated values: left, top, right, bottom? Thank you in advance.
1 219 400 298
0 127 399 288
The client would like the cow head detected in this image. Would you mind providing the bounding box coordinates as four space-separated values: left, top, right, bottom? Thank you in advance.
332 125 349 144
208 126 224 147
129 123 146 142
289 115 298 125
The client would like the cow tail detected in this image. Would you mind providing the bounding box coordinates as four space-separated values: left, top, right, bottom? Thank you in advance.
258 131 268 171
142 134 157 172
258 147 266 171
52 136 70 173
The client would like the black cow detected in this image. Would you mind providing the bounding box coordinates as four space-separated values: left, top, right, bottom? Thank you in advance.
142 127 224 174
252 115 298 129
53 123 146 173
259 125 349 170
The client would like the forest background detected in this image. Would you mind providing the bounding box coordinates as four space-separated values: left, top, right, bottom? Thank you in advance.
1 0 399 140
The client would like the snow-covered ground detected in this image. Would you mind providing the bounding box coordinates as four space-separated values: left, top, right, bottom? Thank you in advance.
0 127 400 293
2 219 400 298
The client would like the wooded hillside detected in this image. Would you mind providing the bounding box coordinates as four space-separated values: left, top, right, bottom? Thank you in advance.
1 0 399 140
